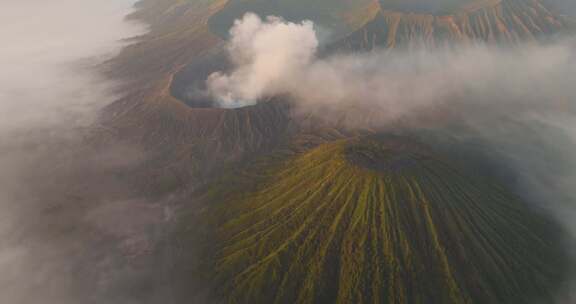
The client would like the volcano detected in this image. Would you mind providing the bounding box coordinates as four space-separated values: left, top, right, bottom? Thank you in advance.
104 0 575 139
200 136 569 304
100 0 575 182
85 0 576 302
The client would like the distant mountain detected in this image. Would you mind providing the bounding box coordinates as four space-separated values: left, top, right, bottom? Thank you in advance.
338 0 575 50
545 0 576 16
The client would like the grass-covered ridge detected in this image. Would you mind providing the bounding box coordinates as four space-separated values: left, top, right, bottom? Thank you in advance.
204 136 569 304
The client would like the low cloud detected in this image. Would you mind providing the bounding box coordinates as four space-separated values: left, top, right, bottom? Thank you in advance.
0 0 143 134
0 1 168 304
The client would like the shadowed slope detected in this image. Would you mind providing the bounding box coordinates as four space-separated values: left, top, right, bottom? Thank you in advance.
204 136 569 304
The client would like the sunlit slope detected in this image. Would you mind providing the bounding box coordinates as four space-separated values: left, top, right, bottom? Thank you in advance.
338 0 574 50
206 137 568 304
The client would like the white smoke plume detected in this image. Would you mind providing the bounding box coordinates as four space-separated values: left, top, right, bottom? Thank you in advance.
207 13 318 108
0 1 172 304
208 13 575 124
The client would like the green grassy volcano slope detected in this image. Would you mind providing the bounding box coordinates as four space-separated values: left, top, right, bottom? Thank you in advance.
202 136 569 304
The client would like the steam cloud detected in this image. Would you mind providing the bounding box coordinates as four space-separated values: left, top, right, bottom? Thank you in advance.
208 13 576 301
0 1 168 304
208 13 575 123
207 13 318 108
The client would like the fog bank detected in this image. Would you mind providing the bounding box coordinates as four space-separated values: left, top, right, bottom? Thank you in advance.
0 1 169 304
0 0 142 133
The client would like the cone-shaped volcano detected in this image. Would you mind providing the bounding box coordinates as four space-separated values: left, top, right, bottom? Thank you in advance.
206 136 568 304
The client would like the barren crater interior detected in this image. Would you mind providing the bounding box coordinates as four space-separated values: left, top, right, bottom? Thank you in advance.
170 52 229 108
